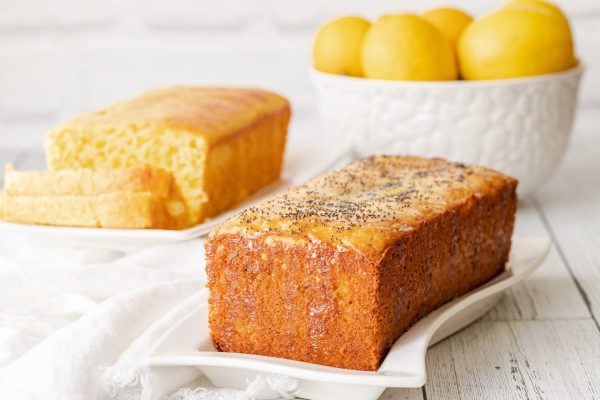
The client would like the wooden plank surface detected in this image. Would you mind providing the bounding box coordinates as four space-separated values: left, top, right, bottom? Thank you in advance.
422 319 600 400
483 198 590 322
535 141 600 327
380 388 424 400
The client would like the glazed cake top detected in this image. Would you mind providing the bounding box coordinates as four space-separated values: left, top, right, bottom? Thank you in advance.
213 156 517 257
48 87 290 145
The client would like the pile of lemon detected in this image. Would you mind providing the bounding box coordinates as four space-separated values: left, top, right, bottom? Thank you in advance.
312 0 577 81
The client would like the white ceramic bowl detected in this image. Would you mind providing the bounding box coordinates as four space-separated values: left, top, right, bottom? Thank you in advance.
311 66 583 196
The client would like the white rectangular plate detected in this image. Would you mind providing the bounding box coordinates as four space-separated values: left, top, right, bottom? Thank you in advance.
147 237 551 400
0 144 350 252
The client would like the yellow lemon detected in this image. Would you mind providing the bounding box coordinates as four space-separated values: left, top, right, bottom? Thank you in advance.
504 0 569 24
361 14 457 81
504 0 577 68
458 7 576 80
422 7 473 46
313 16 371 77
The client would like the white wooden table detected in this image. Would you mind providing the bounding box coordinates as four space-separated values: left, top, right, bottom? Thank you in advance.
1 108 599 399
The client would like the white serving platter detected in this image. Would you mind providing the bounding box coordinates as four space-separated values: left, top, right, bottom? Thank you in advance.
148 236 551 400
0 144 350 252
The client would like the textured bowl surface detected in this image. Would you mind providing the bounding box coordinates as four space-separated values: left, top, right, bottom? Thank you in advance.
312 66 583 196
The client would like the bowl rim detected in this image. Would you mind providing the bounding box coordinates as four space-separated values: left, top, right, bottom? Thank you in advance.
311 63 584 88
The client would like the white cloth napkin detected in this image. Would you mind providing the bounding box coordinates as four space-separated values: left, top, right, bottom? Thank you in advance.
0 232 299 400
0 232 199 399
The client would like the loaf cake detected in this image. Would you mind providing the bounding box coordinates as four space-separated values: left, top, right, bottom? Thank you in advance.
46 87 291 228
206 156 517 371
0 165 185 229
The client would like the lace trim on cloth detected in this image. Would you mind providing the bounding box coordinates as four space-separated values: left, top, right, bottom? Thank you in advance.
164 375 299 400
104 364 150 400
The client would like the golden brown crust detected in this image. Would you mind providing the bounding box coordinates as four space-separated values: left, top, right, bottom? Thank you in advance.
48 87 290 145
206 156 517 371
214 156 517 258
207 234 381 370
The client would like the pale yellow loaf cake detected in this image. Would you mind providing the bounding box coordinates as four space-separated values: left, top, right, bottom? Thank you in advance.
0 165 185 229
46 87 291 227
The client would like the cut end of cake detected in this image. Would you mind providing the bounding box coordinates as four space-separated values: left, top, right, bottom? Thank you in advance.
45 86 291 228
46 127 208 227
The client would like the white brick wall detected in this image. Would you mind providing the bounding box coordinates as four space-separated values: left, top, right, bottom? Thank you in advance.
0 0 598 149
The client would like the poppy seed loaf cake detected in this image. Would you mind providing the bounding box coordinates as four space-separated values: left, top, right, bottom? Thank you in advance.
46 87 290 227
206 156 517 371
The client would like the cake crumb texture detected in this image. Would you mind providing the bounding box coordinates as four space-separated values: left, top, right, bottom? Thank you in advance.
46 87 290 227
0 165 186 229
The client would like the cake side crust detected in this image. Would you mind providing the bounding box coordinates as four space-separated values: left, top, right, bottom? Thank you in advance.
376 182 517 358
206 233 383 371
199 105 290 222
